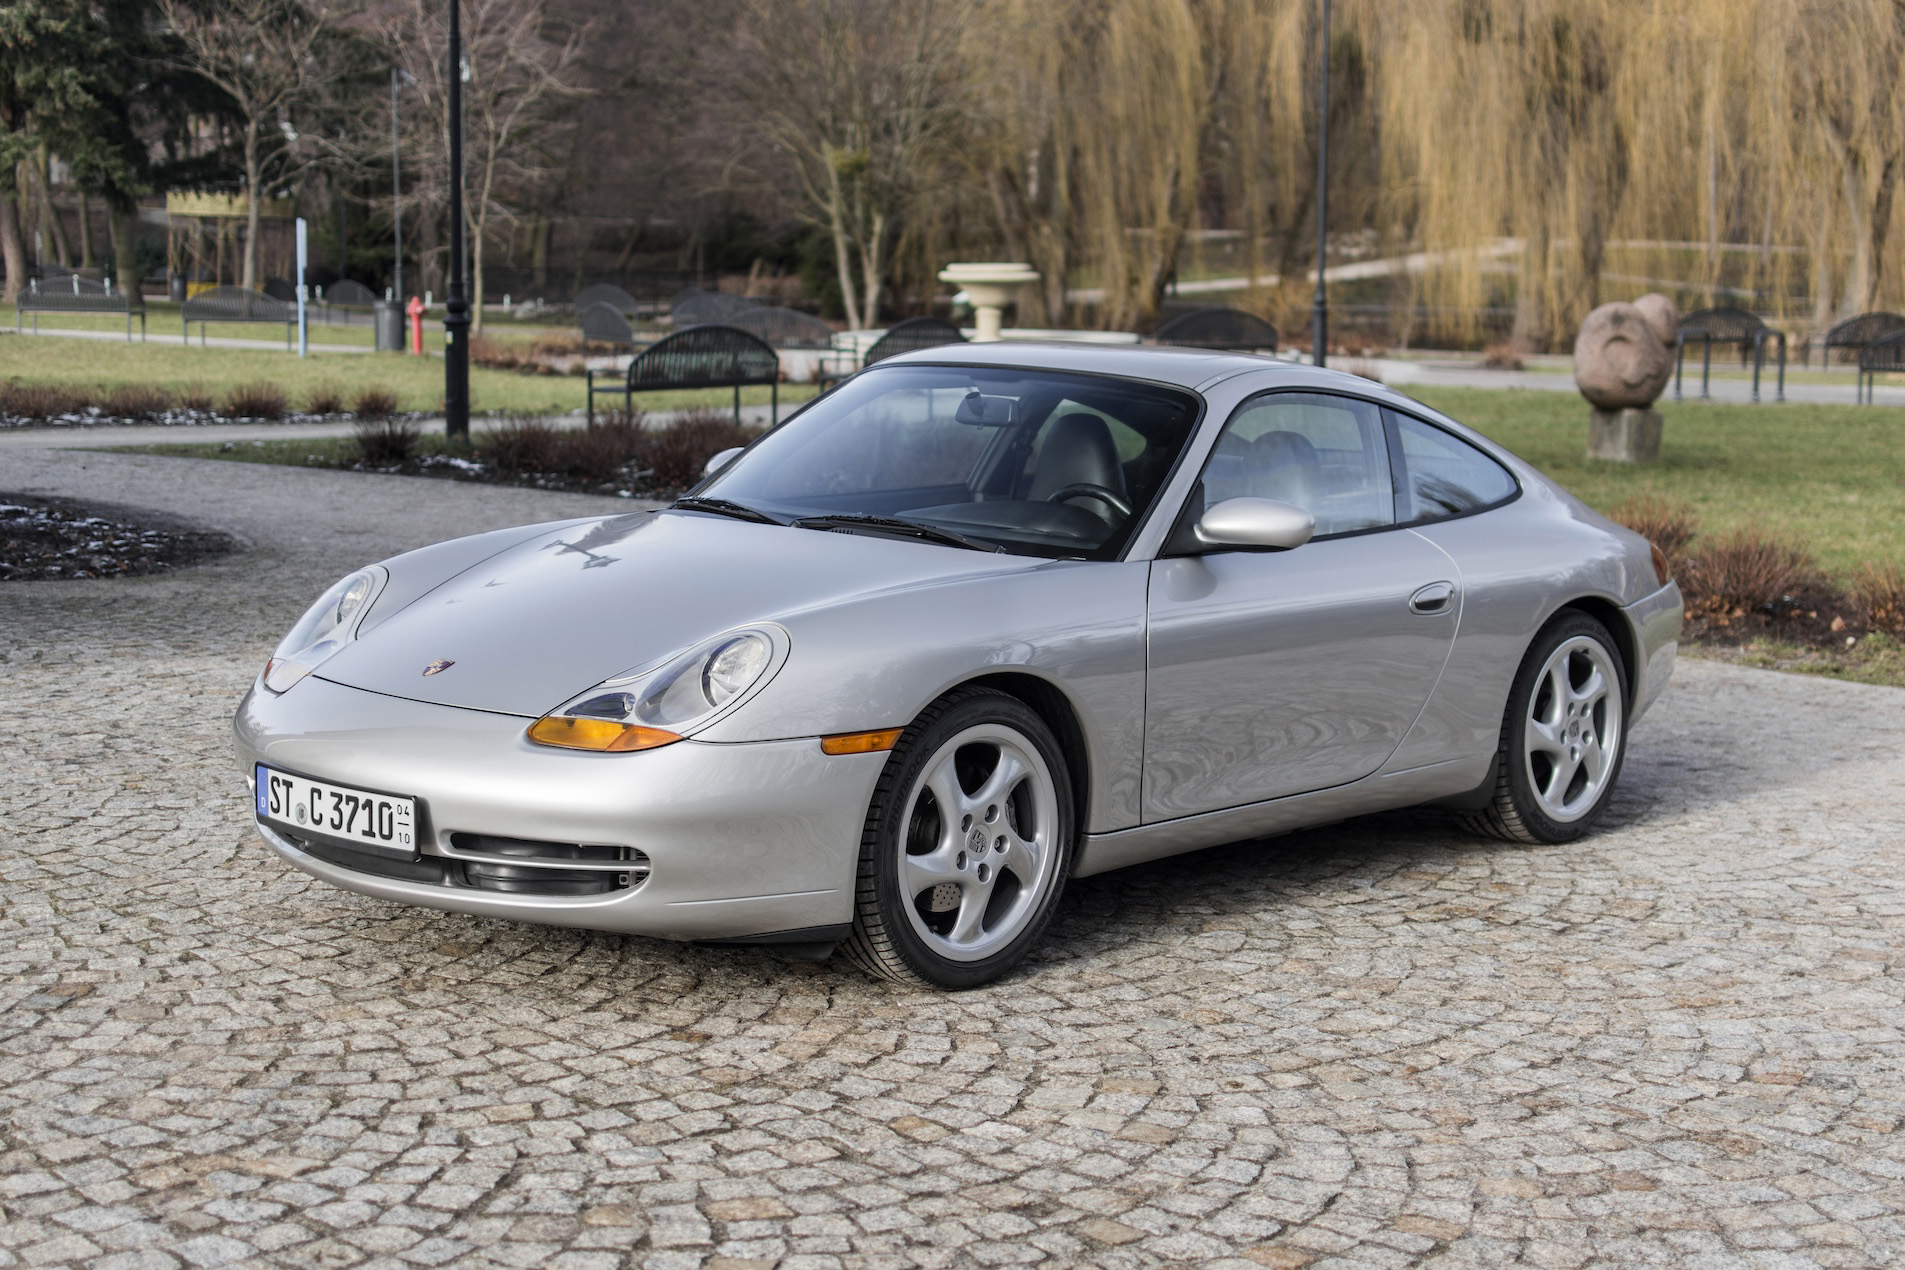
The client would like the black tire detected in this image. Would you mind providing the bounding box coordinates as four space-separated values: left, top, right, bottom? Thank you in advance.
842 688 1075 989
1465 611 1629 845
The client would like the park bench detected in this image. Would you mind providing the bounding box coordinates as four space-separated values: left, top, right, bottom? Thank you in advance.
1857 332 1905 404
579 301 637 347
816 316 968 387
1674 305 1786 403
575 283 640 317
15 275 146 341
586 323 779 426
181 286 297 348
1154 306 1280 353
671 287 768 326
1807 311 1905 369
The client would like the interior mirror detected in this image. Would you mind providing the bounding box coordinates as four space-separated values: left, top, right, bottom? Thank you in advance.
1194 497 1315 551
703 446 745 478
954 391 1018 426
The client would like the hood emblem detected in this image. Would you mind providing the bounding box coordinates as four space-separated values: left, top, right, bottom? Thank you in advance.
422 659 455 677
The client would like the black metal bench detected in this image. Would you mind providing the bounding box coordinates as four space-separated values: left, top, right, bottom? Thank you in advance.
579 301 637 346
816 316 967 386
1857 332 1905 404
1809 311 1905 369
575 283 639 316
586 323 779 426
671 287 768 326
182 286 297 348
1675 306 1786 403
15 275 146 341
1154 306 1279 352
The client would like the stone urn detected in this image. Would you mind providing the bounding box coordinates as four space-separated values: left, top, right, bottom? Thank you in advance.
939 262 1039 342
1574 293 1677 463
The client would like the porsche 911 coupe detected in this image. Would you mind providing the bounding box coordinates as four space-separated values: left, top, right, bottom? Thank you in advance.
236 343 1681 988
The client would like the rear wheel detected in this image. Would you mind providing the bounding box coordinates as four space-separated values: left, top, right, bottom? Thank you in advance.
1467 612 1627 844
843 689 1073 989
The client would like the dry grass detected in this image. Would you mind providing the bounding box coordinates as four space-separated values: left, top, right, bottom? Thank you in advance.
1608 494 1699 565
1851 562 1905 638
103 384 173 420
0 382 93 418
176 383 216 412
223 382 288 421
475 417 564 475
351 387 400 421
1678 529 1816 617
1481 340 1528 371
306 384 346 415
352 418 422 465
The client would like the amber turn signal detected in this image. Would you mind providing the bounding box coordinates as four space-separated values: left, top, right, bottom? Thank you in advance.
819 728 904 756
1650 542 1672 586
527 716 682 752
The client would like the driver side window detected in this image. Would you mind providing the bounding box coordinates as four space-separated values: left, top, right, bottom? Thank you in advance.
1204 392 1395 538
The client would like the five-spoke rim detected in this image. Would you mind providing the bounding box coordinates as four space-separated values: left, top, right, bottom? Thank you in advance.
898 723 1059 962
1523 634 1624 823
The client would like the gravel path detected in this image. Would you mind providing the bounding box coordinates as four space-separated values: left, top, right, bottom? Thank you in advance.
3 444 1904 1270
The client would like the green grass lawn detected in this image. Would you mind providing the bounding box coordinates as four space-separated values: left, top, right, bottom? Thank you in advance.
0 330 809 417
10 303 572 350
1406 387 1905 580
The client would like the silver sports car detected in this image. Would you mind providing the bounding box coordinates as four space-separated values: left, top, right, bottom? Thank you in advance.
236 343 1681 988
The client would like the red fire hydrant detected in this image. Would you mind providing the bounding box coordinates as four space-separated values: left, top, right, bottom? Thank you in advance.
405 295 425 356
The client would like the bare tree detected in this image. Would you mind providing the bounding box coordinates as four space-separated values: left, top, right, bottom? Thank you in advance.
385 0 583 333
159 0 346 289
730 0 966 330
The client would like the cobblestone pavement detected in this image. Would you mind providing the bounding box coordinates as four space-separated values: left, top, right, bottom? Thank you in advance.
4 444 1905 1270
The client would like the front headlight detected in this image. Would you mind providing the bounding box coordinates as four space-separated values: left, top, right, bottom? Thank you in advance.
261 567 387 694
527 625 788 753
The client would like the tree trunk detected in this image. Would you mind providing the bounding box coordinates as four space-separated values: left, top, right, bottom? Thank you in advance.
34 149 71 267
470 215 486 336
1841 161 1873 321
1861 156 1899 314
77 191 94 271
1511 226 1550 347
243 121 263 290
532 215 550 288
111 205 139 299
0 191 26 305
859 211 886 328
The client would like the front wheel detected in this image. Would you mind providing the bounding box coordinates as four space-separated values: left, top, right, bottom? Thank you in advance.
1467 611 1628 844
843 689 1074 989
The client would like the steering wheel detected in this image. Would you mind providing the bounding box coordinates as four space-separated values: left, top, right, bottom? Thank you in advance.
1043 482 1134 519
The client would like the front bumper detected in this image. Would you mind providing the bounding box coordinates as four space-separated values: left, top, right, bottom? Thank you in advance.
1622 579 1683 724
234 676 886 940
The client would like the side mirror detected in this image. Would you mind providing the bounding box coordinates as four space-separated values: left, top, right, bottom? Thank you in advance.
1194 497 1315 551
703 446 745 478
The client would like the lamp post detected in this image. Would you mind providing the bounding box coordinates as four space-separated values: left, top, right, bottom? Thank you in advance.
390 67 405 303
443 0 470 441
1310 0 1330 369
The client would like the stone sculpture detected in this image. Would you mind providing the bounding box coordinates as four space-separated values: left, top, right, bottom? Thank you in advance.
1573 293 1677 463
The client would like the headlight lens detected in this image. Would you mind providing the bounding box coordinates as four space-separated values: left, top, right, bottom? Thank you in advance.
528 626 788 752
261 567 386 694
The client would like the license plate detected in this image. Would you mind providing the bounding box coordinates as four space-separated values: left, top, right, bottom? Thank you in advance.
256 765 418 857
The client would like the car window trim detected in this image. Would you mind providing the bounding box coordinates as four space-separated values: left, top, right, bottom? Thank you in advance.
1380 404 1524 530
1169 385 1406 552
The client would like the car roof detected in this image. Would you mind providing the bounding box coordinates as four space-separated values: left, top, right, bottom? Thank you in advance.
875 339 1344 392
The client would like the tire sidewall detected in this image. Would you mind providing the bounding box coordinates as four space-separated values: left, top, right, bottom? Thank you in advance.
866 692 1074 989
1502 613 1629 843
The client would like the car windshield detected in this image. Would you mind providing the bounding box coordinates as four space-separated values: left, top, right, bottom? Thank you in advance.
697 364 1202 559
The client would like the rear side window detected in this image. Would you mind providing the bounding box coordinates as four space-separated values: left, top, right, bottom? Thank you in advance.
1386 410 1518 523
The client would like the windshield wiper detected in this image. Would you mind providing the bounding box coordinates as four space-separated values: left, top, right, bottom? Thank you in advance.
791 513 1006 554
671 496 784 525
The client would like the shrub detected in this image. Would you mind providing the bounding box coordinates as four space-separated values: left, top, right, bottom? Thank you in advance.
353 417 421 465
1609 494 1699 565
636 410 755 491
476 416 562 475
176 383 216 413
351 386 400 420
0 382 93 418
559 417 646 485
469 335 528 371
103 384 173 421
1851 562 1905 638
306 384 345 415
1481 339 1528 370
1678 529 1815 617
224 381 288 420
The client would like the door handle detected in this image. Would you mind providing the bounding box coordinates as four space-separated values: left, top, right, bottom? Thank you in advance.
1409 580 1457 614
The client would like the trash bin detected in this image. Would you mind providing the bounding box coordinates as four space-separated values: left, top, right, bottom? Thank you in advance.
168 273 186 303
372 298 403 352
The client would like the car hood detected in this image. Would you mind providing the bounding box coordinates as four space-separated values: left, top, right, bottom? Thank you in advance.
315 509 1042 717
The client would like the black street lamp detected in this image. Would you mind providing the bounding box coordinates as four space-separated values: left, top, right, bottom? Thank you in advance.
1310 0 1330 369
443 0 470 440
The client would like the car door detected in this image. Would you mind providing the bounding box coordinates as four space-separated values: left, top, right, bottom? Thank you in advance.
1142 390 1460 821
